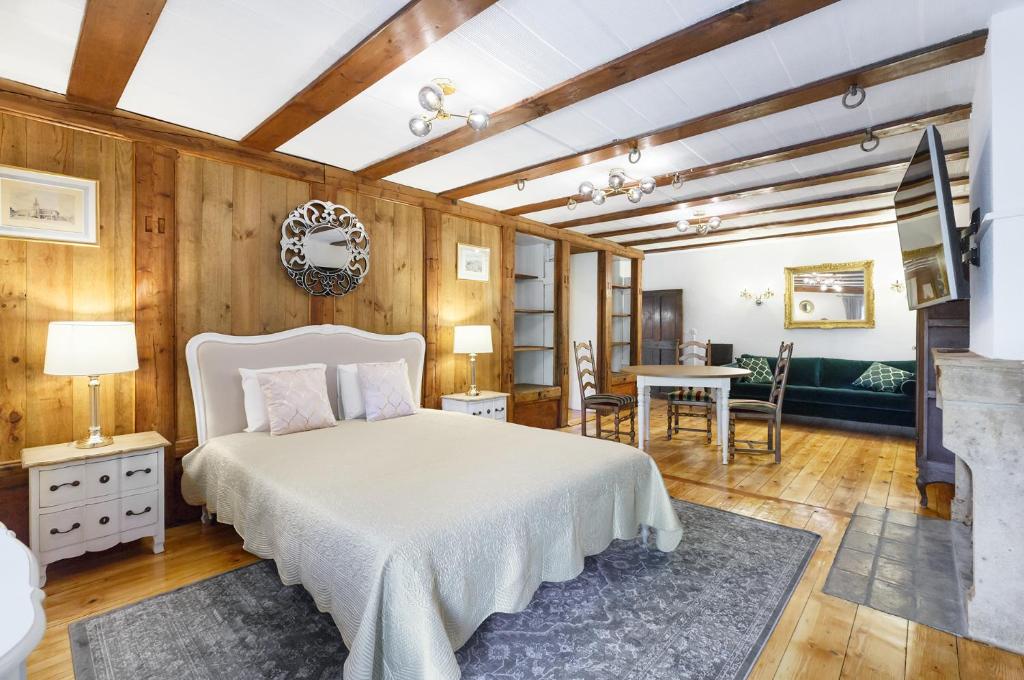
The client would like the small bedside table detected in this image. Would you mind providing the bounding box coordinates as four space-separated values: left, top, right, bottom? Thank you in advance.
21 431 170 586
440 391 509 422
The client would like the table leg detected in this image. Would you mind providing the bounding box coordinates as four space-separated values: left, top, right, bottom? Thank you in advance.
638 378 650 452
718 382 730 464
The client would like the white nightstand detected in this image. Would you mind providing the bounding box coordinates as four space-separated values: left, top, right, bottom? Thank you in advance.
21 431 170 586
440 391 509 422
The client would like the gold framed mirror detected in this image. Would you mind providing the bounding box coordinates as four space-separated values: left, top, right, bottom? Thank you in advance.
785 260 874 329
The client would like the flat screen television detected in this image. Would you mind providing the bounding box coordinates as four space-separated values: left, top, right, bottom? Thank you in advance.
893 125 967 310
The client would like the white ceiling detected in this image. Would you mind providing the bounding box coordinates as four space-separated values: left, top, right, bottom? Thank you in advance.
0 0 1016 246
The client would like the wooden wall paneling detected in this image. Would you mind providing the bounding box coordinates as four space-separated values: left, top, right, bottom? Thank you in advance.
437 214 502 399
134 142 178 520
230 167 263 334
631 257 643 367
597 250 613 393
500 225 516 420
173 154 203 444
556 239 571 427
24 121 76 449
423 209 442 407
258 174 310 333
0 464 28 541
0 114 28 464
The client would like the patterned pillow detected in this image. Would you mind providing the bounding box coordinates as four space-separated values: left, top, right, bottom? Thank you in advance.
358 360 416 422
852 362 915 393
256 366 337 436
738 356 773 384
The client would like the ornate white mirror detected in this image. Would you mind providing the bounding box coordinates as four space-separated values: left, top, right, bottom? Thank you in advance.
280 200 370 296
785 260 875 329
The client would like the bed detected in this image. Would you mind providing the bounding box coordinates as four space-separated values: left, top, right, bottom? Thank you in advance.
181 325 683 680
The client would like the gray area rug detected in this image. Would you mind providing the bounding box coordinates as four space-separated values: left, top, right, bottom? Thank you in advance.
823 502 971 635
71 499 819 680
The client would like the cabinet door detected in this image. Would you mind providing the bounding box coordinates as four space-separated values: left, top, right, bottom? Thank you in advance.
493 399 508 421
85 459 120 499
121 451 160 492
39 507 85 551
84 499 121 540
39 465 87 508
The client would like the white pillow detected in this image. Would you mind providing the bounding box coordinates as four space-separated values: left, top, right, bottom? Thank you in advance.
256 366 337 436
336 363 364 420
239 363 328 432
358 360 416 422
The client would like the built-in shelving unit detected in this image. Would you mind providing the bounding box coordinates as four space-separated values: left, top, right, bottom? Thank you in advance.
513 234 557 393
610 255 633 375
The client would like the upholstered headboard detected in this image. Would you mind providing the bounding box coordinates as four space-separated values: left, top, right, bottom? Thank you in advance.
185 325 425 444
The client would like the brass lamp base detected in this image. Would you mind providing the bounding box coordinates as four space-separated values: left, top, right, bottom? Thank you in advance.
75 433 114 449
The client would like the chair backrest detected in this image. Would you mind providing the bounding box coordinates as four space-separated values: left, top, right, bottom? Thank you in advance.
574 340 600 399
677 338 711 366
769 341 795 407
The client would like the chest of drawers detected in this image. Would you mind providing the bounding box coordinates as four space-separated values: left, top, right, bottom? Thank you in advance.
440 391 509 421
22 432 169 586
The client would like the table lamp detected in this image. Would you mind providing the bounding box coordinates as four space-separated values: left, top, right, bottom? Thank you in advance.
44 321 139 449
453 325 492 397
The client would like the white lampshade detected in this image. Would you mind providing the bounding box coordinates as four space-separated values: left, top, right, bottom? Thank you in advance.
453 325 492 354
44 321 139 376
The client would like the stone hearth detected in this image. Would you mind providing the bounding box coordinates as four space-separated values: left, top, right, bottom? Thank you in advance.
933 350 1024 654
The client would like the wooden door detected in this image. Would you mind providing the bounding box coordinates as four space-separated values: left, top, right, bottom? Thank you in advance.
642 289 683 365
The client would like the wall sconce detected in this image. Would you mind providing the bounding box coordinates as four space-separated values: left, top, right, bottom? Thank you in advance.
740 288 774 306
890 280 905 293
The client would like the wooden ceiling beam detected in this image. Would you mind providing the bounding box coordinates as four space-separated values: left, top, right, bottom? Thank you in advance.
360 0 839 179
440 30 986 200
642 196 969 253
66 0 166 108
622 190 968 246
241 0 498 151
504 104 970 216
551 148 968 229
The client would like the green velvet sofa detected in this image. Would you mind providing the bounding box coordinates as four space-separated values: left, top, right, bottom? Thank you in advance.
727 355 916 428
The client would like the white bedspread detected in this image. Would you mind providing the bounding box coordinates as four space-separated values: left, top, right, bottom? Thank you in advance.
181 409 682 680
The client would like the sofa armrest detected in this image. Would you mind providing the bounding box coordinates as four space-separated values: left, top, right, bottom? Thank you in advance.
901 379 917 397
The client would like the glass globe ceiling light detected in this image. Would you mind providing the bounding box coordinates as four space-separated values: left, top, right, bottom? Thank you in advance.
565 167 658 210
408 78 490 138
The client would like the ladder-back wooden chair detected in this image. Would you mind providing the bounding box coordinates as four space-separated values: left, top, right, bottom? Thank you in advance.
574 340 636 444
667 338 713 442
728 341 794 463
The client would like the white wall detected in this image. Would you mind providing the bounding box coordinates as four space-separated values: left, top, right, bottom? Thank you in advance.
569 252 598 410
643 227 917 361
968 4 1024 360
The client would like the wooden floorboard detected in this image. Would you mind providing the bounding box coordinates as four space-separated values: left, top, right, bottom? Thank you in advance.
26 411 1021 678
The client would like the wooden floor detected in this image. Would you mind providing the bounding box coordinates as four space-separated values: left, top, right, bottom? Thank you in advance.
27 413 1024 679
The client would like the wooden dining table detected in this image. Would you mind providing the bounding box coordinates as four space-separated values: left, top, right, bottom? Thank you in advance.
622 364 751 464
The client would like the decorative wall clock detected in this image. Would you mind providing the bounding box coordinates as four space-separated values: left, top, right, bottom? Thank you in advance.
280 200 370 296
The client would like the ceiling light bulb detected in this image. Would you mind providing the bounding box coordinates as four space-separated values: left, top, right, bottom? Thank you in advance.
418 83 444 112
409 116 432 137
834 285 843 292
708 215 722 230
626 187 643 203
671 173 684 189
578 181 594 199
591 189 607 206
639 176 656 194
466 107 489 131
675 220 689 232
608 170 625 190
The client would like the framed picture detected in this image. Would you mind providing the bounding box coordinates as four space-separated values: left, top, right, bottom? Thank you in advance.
0 164 98 245
457 243 490 281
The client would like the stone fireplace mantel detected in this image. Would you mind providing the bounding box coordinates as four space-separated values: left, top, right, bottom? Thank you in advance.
933 349 1024 654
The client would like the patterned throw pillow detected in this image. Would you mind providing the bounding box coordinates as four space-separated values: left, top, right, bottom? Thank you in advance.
738 356 773 384
256 366 337 436
358 360 416 422
852 362 915 393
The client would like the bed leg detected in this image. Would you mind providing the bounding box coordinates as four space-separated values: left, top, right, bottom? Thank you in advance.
640 524 650 547
201 506 212 525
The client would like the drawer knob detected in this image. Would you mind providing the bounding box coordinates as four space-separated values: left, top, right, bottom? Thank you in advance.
126 506 152 517
99 516 110 525
49 480 80 492
486 408 492 414
49 522 80 535
125 467 152 478
99 474 110 484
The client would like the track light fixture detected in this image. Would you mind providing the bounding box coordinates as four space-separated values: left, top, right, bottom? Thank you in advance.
566 168 656 210
408 78 490 138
